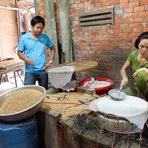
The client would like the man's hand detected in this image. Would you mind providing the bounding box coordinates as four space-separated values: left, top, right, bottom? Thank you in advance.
26 59 34 66
45 63 52 69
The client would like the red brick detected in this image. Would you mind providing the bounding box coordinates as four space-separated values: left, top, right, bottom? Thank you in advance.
144 17 148 21
138 23 144 28
123 28 133 33
88 5 95 9
114 29 123 33
95 35 103 38
120 3 129 8
129 13 139 18
110 0 119 5
140 0 148 5
99 0 108 2
124 8 133 13
115 19 124 24
90 32 101 35
119 0 128 4
121 24 129 28
119 34 128 38
101 2 111 7
124 18 134 23
122 39 132 43
115 15 123 20
129 1 139 7
81 0 88 2
128 33 139 38
85 1 91 5
143 28 148 32
110 43 119 47
113 39 122 42
95 40 106 44
135 28 143 33
132 39 136 44
95 4 101 8
91 47 100 51
145 23 148 27
134 6 144 12
145 5 148 10
129 23 139 28
139 11 148 17
111 25 120 30
134 17 144 23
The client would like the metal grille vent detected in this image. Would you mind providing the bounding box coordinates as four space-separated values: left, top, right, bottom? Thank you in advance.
79 7 114 27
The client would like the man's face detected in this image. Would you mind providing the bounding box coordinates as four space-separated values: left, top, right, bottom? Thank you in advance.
32 23 44 36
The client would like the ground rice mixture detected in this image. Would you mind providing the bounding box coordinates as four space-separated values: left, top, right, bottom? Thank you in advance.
0 89 43 114
44 92 96 118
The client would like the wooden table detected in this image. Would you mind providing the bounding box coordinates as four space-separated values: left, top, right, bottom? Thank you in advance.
46 59 98 73
0 59 24 87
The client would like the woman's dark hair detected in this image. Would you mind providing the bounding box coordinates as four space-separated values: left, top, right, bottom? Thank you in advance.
135 32 148 49
31 16 45 27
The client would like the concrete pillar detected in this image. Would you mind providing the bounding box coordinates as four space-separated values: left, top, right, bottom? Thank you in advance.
43 0 59 65
57 0 73 62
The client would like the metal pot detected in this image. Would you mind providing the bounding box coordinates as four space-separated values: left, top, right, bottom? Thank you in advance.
97 112 140 134
0 85 46 122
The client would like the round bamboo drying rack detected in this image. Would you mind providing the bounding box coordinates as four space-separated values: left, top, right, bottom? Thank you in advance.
45 59 98 73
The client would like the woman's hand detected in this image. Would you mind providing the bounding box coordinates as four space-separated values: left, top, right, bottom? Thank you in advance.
120 60 130 88
132 68 148 78
120 78 128 87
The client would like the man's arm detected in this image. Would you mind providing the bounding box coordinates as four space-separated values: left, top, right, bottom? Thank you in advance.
45 46 56 68
17 50 34 66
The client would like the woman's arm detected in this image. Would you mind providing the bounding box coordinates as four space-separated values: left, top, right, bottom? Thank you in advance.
133 67 148 78
120 60 131 87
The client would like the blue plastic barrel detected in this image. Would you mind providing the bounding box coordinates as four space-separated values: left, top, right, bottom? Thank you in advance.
0 117 39 148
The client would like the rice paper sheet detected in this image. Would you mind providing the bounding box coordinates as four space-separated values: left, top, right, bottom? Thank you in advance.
85 95 148 129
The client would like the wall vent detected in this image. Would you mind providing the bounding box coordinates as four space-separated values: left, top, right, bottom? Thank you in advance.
79 7 114 27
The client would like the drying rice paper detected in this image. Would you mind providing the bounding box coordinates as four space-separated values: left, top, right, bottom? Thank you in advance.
47 66 76 91
86 95 148 129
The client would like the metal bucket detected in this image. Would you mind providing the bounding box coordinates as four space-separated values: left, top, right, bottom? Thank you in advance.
0 85 46 122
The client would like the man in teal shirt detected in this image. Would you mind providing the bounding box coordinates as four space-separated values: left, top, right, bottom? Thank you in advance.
18 16 56 90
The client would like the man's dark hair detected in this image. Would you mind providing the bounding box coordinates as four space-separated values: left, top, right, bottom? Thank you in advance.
135 32 148 49
31 16 45 27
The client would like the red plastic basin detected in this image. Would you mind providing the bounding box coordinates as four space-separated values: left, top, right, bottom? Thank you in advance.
79 78 114 95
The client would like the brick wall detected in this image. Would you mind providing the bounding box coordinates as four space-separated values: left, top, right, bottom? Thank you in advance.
68 0 148 87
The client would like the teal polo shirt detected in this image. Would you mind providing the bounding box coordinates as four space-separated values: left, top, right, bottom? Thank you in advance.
18 31 53 73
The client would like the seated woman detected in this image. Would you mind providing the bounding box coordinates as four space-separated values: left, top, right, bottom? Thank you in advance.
120 32 148 101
